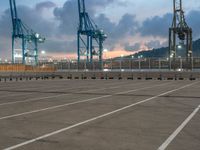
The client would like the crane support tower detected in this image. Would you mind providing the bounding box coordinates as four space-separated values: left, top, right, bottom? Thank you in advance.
9 0 45 65
169 0 192 63
77 0 107 66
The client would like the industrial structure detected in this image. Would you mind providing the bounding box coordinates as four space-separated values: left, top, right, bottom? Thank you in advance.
77 0 107 66
9 0 45 65
169 0 193 62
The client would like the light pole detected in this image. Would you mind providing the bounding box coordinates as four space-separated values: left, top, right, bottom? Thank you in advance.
103 49 108 70
41 50 46 67
110 57 113 70
120 54 124 71
131 56 134 72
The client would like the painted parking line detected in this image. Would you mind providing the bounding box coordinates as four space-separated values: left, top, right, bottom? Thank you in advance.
0 82 169 120
157 104 200 150
0 81 149 106
3 82 198 150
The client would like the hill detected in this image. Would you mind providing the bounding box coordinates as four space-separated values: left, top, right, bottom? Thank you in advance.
123 39 200 59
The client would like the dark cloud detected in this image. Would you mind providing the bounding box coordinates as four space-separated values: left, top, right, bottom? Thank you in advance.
112 14 138 38
124 42 141 51
139 13 172 38
53 0 138 51
139 10 200 40
41 40 76 53
124 40 167 52
186 10 200 39
146 40 164 49
53 0 78 35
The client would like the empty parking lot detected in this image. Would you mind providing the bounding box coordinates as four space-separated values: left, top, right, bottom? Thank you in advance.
0 79 199 150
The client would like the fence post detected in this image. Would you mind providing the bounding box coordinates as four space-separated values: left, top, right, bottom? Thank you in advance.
61 61 63 70
149 58 151 69
139 59 141 70
68 61 70 70
110 58 113 70
120 59 122 71
192 57 194 71
84 60 86 70
159 58 161 70
180 58 182 71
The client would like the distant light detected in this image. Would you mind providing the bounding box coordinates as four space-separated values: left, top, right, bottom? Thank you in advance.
131 56 134 59
103 69 109 72
170 54 174 58
177 68 183 72
35 33 40 39
178 45 182 49
121 54 124 57
103 49 108 52
138 55 143 59
41 50 46 54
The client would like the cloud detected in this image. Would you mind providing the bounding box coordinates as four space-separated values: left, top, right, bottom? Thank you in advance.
124 42 141 51
53 0 138 51
146 40 165 49
186 10 200 39
139 13 172 38
1 0 200 59
138 10 200 40
35 1 56 11
124 40 167 52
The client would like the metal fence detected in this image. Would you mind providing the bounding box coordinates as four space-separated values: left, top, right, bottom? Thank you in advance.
50 57 200 71
1 57 200 72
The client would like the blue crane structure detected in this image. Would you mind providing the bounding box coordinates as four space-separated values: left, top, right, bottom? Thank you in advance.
9 0 45 65
77 0 107 66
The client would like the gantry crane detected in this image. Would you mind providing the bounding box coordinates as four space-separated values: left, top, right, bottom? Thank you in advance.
169 0 192 62
9 0 45 65
77 0 107 66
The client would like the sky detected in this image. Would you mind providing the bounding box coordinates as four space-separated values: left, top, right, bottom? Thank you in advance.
0 0 200 60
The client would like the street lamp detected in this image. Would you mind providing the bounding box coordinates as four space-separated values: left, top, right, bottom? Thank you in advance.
41 50 46 55
178 45 182 49
41 50 46 66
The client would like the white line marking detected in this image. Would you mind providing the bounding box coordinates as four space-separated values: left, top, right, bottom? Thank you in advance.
4 82 198 150
158 104 200 150
0 82 168 120
0 81 148 106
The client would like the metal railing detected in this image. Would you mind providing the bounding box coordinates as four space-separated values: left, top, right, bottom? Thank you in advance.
52 57 200 71
1 57 200 72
